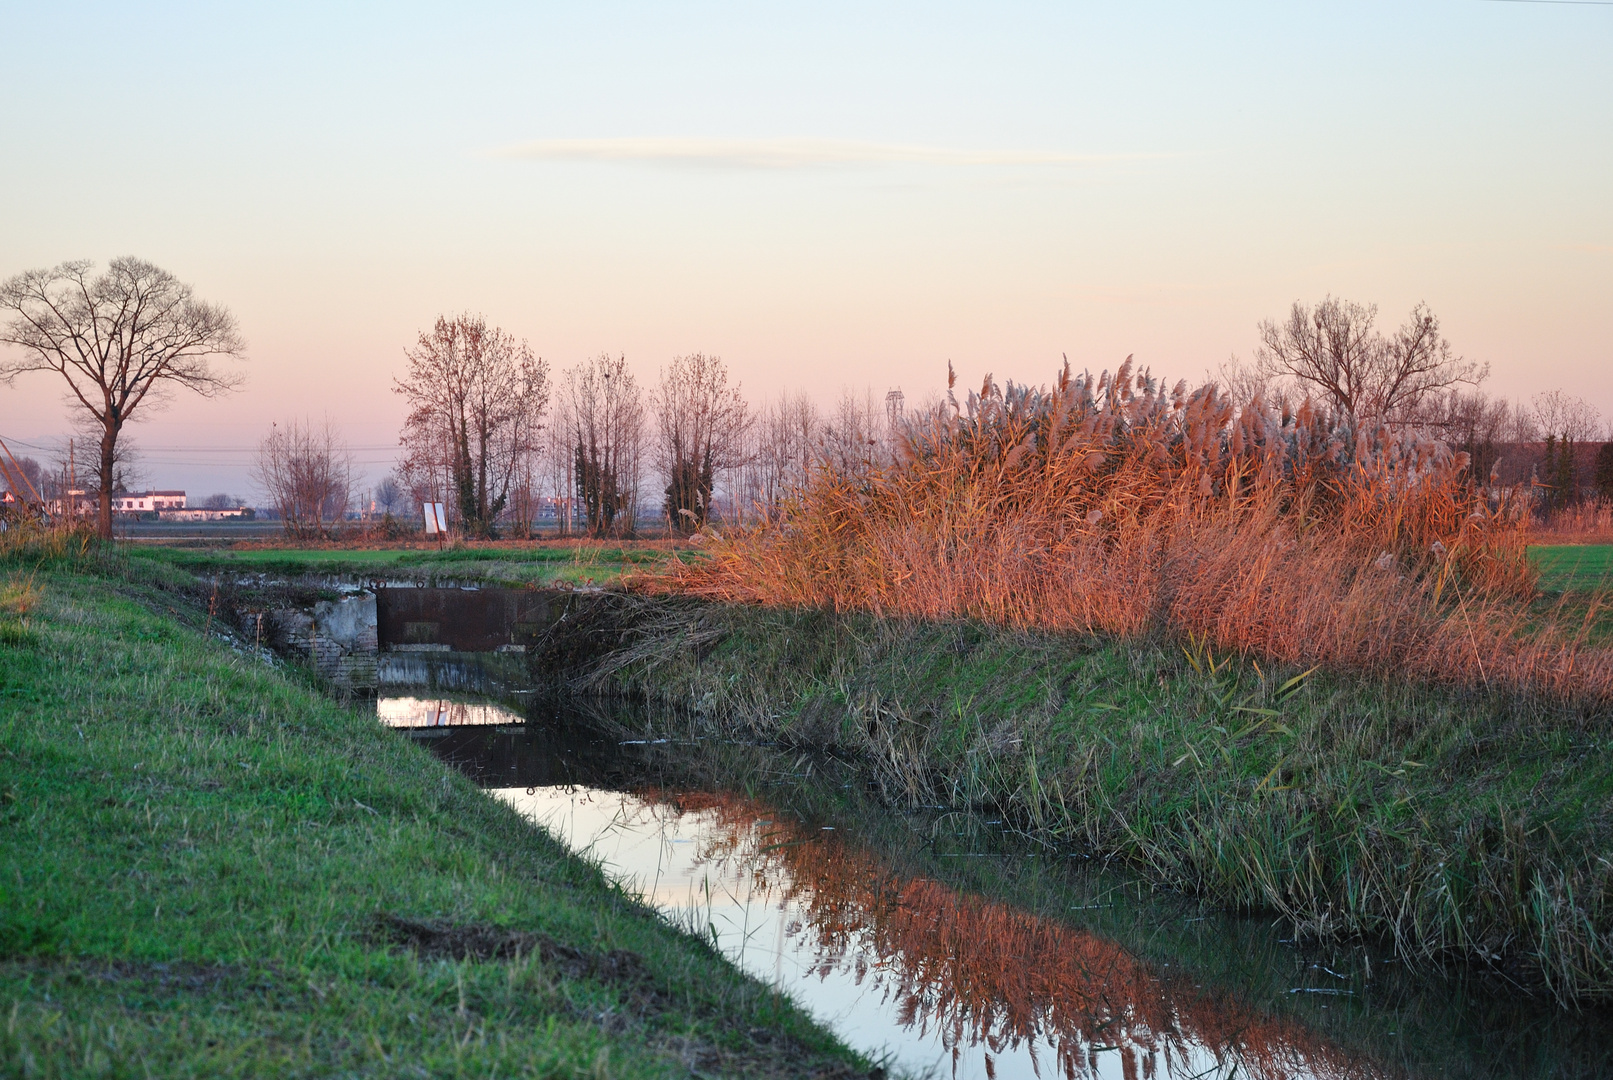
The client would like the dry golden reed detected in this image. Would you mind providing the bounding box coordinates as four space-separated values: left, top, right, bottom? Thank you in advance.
664 361 1610 700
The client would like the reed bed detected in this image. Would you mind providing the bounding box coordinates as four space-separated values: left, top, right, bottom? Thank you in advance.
665 362 1611 701
588 364 1613 1000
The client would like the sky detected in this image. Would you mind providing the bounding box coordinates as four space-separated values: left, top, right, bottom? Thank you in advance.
2 1 1609 499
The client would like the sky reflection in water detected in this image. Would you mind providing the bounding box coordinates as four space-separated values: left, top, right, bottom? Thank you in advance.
376 695 1377 1078
491 783 1379 1080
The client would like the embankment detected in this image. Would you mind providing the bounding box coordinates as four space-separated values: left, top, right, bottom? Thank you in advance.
0 557 868 1078
533 593 1613 1002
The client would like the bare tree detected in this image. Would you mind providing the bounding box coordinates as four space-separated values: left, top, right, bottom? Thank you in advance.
374 474 405 517
395 314 549 538
819 388 886 478
1253 297 1485 422
1530 391 1603 511
254 419 354 539
0 258 244 537
734 390 821 521
1417 390 1513 483
1530 390 1601 444
1211 356 1291 413
564 353 644 538
542 400 577 535
652 353 749 533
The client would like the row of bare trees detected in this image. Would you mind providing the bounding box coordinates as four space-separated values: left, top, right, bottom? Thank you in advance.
251 297 1613 541
384 327 771 539
4 263 1607 535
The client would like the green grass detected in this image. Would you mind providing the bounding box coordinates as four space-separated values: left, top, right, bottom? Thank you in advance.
124 543 692 589
1531 544 1613 594
560 599 1613 1001
0 561 864 1078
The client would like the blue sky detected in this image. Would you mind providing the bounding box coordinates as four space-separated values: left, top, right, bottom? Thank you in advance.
2 1 1609 495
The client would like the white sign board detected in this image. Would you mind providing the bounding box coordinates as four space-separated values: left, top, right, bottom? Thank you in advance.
422 502 448 535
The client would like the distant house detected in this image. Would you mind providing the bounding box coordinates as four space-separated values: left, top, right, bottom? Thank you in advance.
45 489 92 516
111 490 187 514
161 506 254 522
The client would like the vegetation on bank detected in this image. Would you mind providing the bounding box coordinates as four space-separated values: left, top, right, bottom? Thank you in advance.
124 540 687 588
602 733 1611 1080
538 595 1613 1002
665 363 1613 701
0 543 865 1077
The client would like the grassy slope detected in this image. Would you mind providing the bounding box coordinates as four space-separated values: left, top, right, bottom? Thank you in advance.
0 562 863 1078
127 543 688 589
573 600 1613 999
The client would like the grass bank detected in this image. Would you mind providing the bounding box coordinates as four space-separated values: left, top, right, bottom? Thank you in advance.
538 595 1613 1002
0 554 865 1077
126 541 689 588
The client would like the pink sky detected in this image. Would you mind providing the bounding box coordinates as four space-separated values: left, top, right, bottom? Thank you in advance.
3 3 1608 496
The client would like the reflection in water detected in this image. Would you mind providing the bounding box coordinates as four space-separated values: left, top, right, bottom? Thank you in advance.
375 689 1613 1080
379 695 519 728
376 694 1376 1078
499 783 1379 1080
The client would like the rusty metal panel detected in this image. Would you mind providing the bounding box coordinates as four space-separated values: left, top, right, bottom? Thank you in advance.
376 588 556 652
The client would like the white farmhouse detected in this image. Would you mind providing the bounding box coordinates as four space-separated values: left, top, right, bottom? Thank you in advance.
111 490 187 513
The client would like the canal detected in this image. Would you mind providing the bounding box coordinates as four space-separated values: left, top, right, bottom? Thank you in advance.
374 673 1613 1080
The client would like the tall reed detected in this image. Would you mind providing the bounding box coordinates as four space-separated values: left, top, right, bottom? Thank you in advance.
665 361 1608 700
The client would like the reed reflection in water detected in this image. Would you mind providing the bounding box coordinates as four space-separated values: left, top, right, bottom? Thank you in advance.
494 784 1382 1080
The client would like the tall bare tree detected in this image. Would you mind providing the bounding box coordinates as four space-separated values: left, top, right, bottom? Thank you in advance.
1253 297 1484 422
564 353 643 538
0 258 244 537
733 390 821 522
394 315 549 538
253 419 354 539
819 388 886 478
652 353 749 533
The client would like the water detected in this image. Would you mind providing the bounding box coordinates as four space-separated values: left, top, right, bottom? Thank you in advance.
376 688 1613 1080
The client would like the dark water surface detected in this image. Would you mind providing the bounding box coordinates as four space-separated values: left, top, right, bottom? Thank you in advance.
373 683 1613 1080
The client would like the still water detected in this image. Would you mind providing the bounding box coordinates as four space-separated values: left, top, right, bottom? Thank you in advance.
377 690 1613 1080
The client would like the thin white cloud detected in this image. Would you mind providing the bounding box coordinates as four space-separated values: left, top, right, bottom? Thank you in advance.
494 136 1141 169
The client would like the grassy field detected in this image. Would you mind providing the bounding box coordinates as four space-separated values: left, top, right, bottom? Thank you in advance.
125 541 692 588
0 551 864 1078
549 596 1613 1002
1532 544 1613 593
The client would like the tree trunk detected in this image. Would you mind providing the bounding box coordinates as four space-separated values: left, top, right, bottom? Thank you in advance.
97 425 116 540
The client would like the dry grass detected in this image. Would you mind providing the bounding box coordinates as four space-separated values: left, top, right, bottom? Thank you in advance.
664 362 1612 701
1532 502 1613 547
0 518 95 565
0 574 41 620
